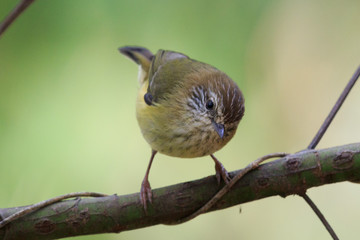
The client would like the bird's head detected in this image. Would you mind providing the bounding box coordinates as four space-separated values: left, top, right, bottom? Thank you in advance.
184 67 245 141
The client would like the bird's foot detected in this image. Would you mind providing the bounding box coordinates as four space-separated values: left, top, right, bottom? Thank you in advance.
211 154 231 185
214 161 231 185
140 178 152 211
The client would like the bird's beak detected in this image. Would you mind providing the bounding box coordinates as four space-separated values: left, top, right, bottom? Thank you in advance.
212 120 225 139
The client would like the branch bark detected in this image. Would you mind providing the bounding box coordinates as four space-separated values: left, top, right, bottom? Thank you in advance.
1 142 360 240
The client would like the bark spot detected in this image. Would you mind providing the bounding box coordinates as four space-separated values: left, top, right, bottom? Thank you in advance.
66 208 90 229
285 157 301 171
333 151 355 170
256 177 270 188
34 218 56 234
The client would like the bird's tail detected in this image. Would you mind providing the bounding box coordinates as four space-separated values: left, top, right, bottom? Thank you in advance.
119 46 153 72
119 46 153 85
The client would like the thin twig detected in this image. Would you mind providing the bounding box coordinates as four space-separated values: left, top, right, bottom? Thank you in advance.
302 65 360 240
166 152 288 225
0 192 107 229
0 0 35 38
308 65 360 149
301 193 339 240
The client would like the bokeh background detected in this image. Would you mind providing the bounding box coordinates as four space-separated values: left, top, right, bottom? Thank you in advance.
1 0 360 239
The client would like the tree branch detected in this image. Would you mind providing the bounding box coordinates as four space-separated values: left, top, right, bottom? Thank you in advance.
1 142 359 240
0 192 108 229
301 65 360 240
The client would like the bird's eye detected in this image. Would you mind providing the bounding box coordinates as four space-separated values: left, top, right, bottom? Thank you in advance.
206 100 214 110
144 92 153 106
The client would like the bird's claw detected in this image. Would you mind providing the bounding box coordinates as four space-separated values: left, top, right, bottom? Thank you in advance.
215 161 231 185
140 178 152 211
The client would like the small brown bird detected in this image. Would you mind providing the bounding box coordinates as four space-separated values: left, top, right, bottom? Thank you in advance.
119 46 245 210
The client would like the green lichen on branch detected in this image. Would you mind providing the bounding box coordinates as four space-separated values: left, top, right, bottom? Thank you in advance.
1 143 360 240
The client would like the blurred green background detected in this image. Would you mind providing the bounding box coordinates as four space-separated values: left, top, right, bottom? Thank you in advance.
1 0 360 239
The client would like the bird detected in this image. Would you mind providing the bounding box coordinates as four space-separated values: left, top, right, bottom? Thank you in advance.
119 46 245 210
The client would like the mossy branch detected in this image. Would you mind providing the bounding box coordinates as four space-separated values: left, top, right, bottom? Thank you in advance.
1 143 359 240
